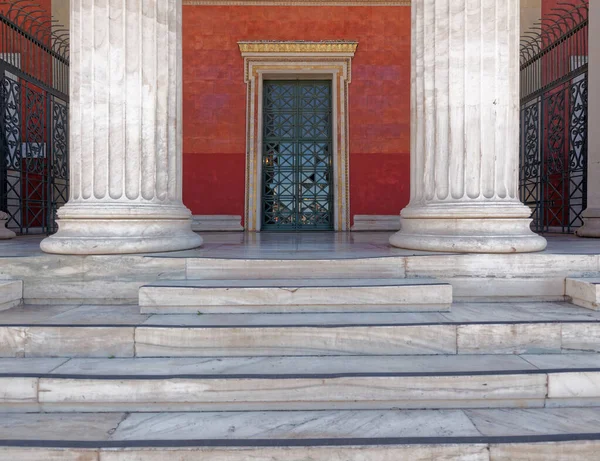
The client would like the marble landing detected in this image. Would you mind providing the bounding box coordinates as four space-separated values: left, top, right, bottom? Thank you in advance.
4 232 600 260
1 234 599 303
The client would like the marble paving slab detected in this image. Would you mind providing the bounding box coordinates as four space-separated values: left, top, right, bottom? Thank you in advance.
143 278 447 288
521 354 600 370
0 358 69 374
46 355 538 377
3 302 599 327
3 408 600 442
0 412 124 440
140 311 451 327
466 407 600 436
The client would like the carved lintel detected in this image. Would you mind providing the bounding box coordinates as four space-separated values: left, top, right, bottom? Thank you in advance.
185 1 409 6
239 41 358 55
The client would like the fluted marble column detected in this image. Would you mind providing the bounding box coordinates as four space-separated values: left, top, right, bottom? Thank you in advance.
577 0 599 238
390 0 547 253
41 0 202 254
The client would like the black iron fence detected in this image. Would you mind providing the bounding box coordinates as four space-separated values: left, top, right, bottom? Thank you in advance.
520 1 588 233
0 1 69 235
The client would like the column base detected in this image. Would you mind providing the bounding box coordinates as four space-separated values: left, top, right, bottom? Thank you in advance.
390 217 547 253
41 204 203 255
0 214 16 240
0 224 16 240
576 209 600 238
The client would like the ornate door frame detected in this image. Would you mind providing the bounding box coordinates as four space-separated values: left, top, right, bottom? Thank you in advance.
239 41 357 231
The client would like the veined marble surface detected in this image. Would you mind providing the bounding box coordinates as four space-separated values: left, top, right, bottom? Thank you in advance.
21 354 539 376
1 408 600 442
1 302 599 327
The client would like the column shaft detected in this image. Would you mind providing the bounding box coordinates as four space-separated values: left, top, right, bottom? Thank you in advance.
577 1 600 238
390 0 546 253
41 0 202 254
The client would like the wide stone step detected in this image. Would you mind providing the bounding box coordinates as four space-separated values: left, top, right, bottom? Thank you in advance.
139 279 453 314
0 281 22 311
2 302 600 357
2 354 600 412
1 408 600 460
567 278 600 310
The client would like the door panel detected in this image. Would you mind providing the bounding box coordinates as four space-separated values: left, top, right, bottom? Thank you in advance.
262 81 333 231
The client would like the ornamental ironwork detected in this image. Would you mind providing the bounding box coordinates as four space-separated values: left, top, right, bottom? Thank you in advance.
262 81 334 231
0 1 69 235
519 1 588 233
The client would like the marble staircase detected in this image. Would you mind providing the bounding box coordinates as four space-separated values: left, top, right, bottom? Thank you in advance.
2 301 600 459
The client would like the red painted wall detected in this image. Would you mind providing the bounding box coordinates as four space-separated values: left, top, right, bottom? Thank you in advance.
182 5 411 224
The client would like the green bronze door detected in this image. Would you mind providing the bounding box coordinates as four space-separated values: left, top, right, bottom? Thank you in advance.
262 80 334 231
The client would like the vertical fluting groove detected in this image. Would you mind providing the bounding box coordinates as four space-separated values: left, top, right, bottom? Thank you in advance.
495 0 508 199
507 0 519 198
166 0 175 201
449 0 465 200
412 0 424 202
409 0 417 201
465 0 481 199
81 0 93 200
168 0 180 201
434 0 449 200
93 0 108 199
177 0 184 199
71 0 81 200
141 0 157 201
126 0 142 200
108 0 125 200
155 0 168 200
423 0 435 201
480 0 496 199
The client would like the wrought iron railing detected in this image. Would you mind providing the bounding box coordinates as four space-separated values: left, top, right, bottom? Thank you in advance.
519 1 588 233
0 1 69 235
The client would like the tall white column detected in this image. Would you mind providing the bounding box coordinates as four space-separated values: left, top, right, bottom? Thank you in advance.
390 0 547 253
577 0 599 238
41 0 202 254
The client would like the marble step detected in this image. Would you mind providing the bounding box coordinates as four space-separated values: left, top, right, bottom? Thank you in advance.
0 281 22 311
1 408 600 461
567 278 600 310
2 354 600 412
138 279 453 314
2 302 600 357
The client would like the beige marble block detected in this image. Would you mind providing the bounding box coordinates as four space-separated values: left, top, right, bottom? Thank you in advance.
548 372 600 399
98 445 490 461
37 374 546 411
490 441 600 461
457 324 562 354
0 377 38 403
0 280 22 311
134 324 457 357
566 278 600 310
0 448 99 461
